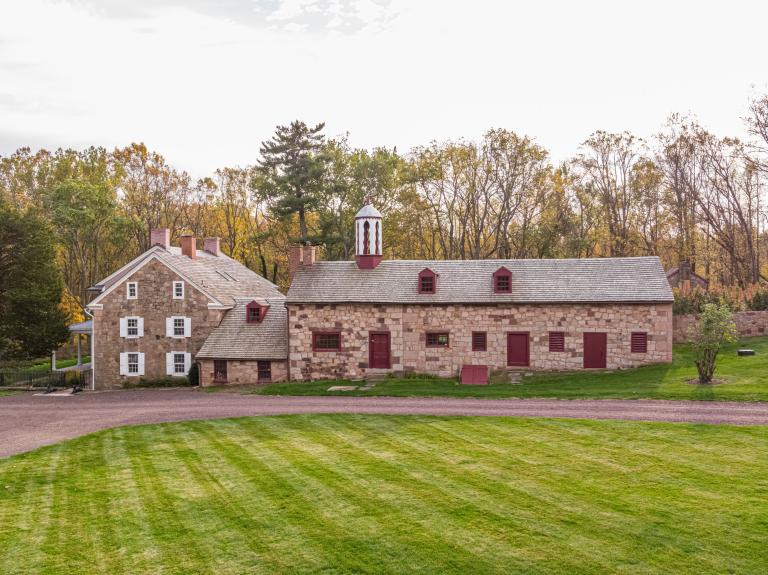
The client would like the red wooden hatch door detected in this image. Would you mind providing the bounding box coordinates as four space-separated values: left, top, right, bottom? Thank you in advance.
369 332 391 369
507 333 530 367
583 332 607 368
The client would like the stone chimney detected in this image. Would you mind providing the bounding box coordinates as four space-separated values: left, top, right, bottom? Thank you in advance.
302 245 316 267
150 228 170 250
180 235 197 260
288 244 317 280
204 237 221 256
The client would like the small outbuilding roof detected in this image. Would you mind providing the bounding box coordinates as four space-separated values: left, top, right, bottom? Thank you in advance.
196 298 288 360
286 256 673 305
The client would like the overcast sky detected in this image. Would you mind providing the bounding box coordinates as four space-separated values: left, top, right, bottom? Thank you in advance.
1 0 767 177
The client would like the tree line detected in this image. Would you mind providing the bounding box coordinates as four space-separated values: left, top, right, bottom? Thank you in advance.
2 95 768 322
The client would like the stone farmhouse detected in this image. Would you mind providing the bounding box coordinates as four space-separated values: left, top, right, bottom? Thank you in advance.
86 204 674 389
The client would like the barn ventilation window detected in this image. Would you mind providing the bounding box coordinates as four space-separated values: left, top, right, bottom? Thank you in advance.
631 332 648 353
493 267 512 294
418 268 436 294
549 331 565 352
313 332 342 352
426 332 449 347
472 332 487 351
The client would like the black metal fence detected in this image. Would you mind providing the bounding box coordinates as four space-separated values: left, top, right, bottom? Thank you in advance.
0 369 92 392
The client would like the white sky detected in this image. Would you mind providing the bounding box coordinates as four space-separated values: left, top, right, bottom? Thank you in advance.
1 0 767 177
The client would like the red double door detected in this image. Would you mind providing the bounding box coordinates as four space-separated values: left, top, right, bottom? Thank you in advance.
369 332 391 369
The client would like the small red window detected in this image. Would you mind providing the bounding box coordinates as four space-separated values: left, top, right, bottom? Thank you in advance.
418 268 436 294
631 332 648 353
493 266 512 293
472 332 487 351
246 301 268 324
549 331 565 352
313 332 342 352
426 332 449 347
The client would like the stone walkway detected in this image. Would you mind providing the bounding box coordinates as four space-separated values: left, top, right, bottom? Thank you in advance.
1 388 767 458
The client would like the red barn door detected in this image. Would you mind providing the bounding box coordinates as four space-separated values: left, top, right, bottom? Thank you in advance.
369 332 391 369
507 332 530 366
583 333 607 368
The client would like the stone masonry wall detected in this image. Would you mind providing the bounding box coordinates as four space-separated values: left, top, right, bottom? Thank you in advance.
198 359 288 387
673 310 768 343
92 258 224 389
288 302 673 380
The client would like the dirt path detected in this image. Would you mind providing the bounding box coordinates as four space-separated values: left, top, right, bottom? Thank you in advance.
2 389 768 458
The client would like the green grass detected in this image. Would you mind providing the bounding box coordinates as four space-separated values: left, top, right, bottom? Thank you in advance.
0 357 91 374
249 337 768 401
0 415 766 574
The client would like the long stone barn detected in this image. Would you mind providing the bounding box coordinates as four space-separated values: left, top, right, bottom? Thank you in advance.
284 204 674 382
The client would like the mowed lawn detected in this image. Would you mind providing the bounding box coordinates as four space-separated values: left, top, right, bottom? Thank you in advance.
1 415 767 574
252 337 768 401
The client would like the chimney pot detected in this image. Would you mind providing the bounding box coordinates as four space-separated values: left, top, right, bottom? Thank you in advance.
150 228 170 250
204 237 221 256
180 235 197 259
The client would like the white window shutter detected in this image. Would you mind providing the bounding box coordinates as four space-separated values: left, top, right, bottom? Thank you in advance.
184 353 192 374
166 317 173 337
138 353 145 376
184 317 191 338
119 318 127 338
166 352 174 375
137 317 144 337
119 353 127 375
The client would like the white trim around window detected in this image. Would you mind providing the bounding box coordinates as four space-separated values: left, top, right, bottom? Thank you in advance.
166 316 191 338
120 352 145 376
166 351 191 376
119 316 144 339
173 281 185 300
126 281 138 300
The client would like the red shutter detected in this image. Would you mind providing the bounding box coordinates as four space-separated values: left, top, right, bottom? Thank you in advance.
631 332 648 353
472 331 487 351
549 331 565 352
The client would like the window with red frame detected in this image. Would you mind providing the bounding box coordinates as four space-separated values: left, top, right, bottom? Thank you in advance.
631 332 648 353
246 301 267 324
426 332 449 347
549 331 565 352
493 266 512 293
472 331 487 351
418 268 436 294
313 332 341 351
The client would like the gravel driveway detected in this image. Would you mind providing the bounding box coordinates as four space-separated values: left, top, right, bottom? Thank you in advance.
2 388 768 458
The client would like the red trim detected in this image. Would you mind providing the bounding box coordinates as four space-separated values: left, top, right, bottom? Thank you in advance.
312 331 342 352
493 266 512 293
426 332 449 347
418 268 436 294
368 331 391 369
472 331 487 351
549 331 565 352
356 255 382 269
631 332 648 353
246 301 268 324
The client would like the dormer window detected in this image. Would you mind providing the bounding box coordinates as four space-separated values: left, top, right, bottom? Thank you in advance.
493 266 512 294
418 268 436 294
246 301 268 324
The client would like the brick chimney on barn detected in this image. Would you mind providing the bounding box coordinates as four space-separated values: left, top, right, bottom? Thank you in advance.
180 234 197 260
289 244 317 280
204 237 221 256
151 228 170 250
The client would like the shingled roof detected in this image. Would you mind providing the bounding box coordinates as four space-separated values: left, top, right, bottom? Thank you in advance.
196 298 288 360
89 246 282 307
286 257 673 304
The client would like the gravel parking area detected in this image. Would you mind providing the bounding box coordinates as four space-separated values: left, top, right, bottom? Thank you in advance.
2 388 768 457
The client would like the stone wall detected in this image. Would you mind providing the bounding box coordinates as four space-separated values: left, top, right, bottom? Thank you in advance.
288 302 673 380
91 258 224 389
198 359 288 386
673 310 768 343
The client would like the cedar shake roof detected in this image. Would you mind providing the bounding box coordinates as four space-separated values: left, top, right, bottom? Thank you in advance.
196 298 288 360
89 246 282 306
286 256 674 304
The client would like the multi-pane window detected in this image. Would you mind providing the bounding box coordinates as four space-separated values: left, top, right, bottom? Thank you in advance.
174 318 185 337
173 353 186 374
631 332 648 353
426 332 449 347
248 306 261 323
127 317 139 337
127 353 139 374
495 275 510 292
313 332 341 351
127 282 137 299
213 360 228 382
173 281 184 299
420 275 434 293
549 331 565 352
257 360 272 381
472 331 487 351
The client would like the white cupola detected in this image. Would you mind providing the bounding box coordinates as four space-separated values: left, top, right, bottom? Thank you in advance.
355 203 383 269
